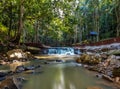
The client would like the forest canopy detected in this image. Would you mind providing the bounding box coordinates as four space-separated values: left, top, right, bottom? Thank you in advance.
0 0 120 46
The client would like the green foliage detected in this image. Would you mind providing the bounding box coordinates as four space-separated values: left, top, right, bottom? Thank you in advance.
0 0 119 46
0 23 8 41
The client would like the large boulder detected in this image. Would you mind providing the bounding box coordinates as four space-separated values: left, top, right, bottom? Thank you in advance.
76 54 101 65
7 49 26 60
6 49 34 61
0 77 18 89
0 77 25 89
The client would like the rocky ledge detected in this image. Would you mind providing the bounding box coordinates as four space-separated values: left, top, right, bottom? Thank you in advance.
76 53 120 85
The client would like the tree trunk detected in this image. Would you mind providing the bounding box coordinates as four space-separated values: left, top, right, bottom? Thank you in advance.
12 0 24 44
8 2 12 39
115 0 120 37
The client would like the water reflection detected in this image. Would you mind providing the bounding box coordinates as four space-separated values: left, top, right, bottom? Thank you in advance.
69 83 76 89
53 67 65 89
53 64 77 89
22 63 117 89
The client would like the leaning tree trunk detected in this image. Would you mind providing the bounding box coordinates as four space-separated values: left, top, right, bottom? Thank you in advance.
8 2 12 39
12 0 24 44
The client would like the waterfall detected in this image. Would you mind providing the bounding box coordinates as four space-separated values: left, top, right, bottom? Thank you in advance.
43 47 81 55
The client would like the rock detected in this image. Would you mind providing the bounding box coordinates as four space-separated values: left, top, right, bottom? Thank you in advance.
25 65 35 70
24 70 35 74
76 54 101 65
0 77 26 89
86 86 103 89
0 77 6 81
76 58 81 63
56 59 64 63
114 77 120 83
96 74 103 79
7 49 25 59
101 53 108 59
6 49 34 61
76 63 82 67
112 67 120 77
0 72 7 77
25 65 41 70
83 65 88 68
108 49 120 55
102 74 114 82
14 64 41 73
87 66 98 71
44 61 49 64
35 65 41 69
0 71 13 81
0 77 18 89
15 65 25 73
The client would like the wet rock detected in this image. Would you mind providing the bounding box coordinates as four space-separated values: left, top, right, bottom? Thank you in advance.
25 65 35 70
14 65 41 73
76 58 81 63
0 76 26 89
25 65 41 70
0 77 18 89
87 66 98 71
0 77 6 81
15 65 25 73
87 86 103 89
0 72 7 77
56 59 64 63
102 74 114 82
24 70 35 74
0 71 13 81
96 74 102 79
44 61 49 64
76 63 82 67
35 65 41 69
83 65 89 68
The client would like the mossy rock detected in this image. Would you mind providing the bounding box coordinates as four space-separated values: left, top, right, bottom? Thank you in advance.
78 54 101 65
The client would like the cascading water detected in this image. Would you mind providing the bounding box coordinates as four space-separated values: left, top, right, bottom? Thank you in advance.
43 47 81 55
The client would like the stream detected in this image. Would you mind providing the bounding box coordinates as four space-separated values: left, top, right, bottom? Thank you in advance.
21 59 117 89
0 56 118 89
0 47 119 89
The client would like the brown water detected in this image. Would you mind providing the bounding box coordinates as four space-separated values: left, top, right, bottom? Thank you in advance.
21 60 118 89
0 55 119 89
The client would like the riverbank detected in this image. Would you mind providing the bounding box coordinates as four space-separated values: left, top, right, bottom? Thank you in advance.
76 43 120 87
0 44 120 89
